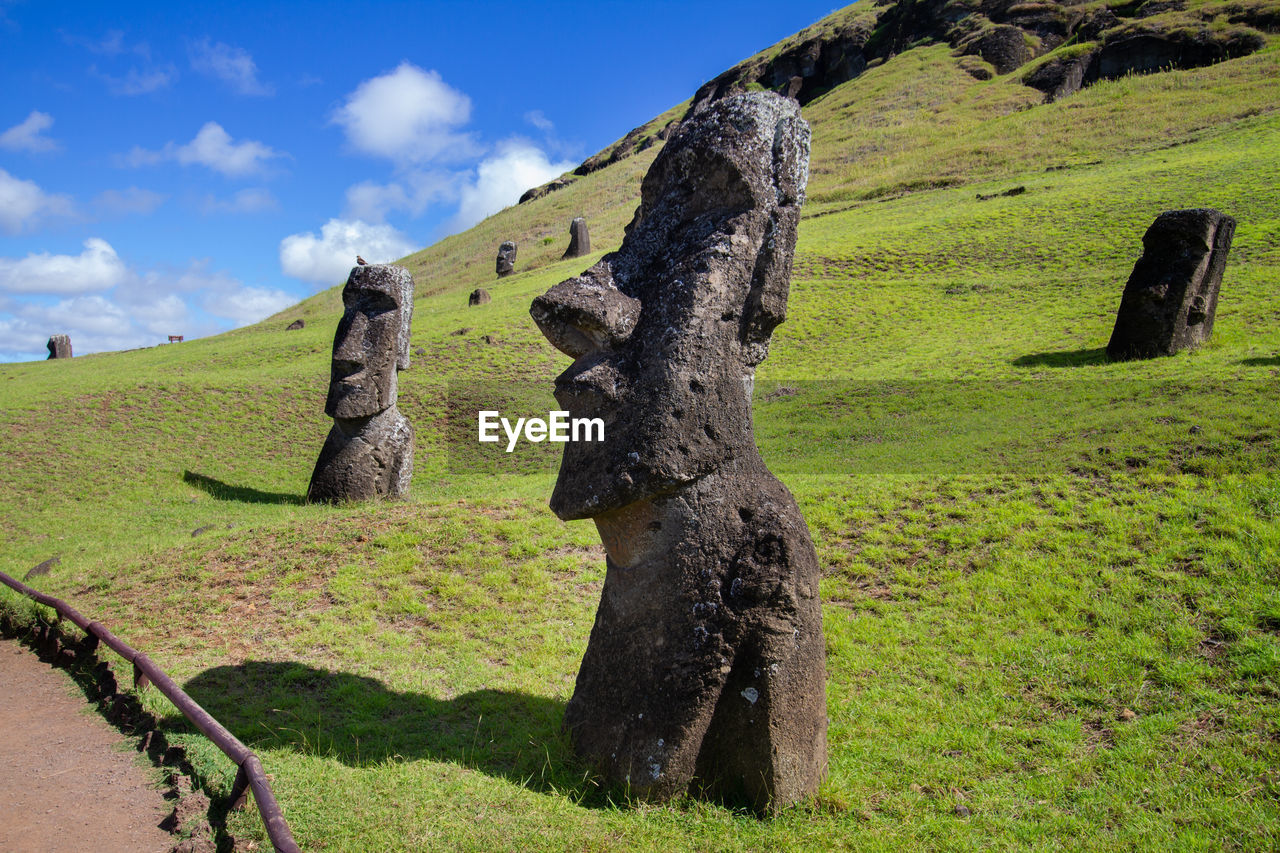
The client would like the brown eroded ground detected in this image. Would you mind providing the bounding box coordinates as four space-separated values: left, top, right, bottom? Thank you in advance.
0 638 174 853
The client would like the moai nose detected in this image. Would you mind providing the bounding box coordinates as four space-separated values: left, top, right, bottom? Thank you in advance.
333 311 368 366
532 260 640 359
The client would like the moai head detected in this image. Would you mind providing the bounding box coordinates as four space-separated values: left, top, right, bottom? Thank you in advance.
532 92 810 520
325 264 414 420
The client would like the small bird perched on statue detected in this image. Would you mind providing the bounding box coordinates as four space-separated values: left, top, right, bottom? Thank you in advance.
356 255 367 265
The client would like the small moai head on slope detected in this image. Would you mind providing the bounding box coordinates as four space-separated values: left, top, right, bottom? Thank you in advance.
325 264 414 420
531 92 811 520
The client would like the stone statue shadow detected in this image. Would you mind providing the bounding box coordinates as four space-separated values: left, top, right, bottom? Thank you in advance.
1012 347 1108 368
1239 355 1280 367
181 471 306 506
180 661 598 802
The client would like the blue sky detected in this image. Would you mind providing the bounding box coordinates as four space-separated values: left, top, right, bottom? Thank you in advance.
0 0 845 362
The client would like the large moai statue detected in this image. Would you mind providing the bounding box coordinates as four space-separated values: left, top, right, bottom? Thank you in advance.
530 92 826 813
46 335 72 359
562 217 590 259
1106 208 1235 360
307 264 414 503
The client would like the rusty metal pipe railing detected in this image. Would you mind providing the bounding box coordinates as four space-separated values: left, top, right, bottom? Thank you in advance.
0 569 300 853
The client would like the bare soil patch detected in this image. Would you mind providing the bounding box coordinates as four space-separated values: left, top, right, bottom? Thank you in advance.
0 638 174 853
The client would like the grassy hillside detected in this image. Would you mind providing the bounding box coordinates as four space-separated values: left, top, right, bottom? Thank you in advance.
2 2 1279 850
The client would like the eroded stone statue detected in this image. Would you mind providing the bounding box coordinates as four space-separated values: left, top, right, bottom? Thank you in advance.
1107 208 1235 360
307 264 414 503
530 91 826 813
47 335 72 359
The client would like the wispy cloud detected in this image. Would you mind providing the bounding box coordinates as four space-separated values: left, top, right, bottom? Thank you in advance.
0 168 75 234
188 38 273 96
90 63 177 96
0 111 60 153
93 186 167 216
122 122 285 177
0 244 299 360
200 187 279 214
524 110 554 132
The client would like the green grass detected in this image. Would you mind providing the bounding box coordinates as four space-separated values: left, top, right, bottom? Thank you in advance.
2 6 1279 851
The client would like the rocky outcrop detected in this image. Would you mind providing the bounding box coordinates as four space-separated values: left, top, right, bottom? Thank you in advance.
307 264 415 503
286 319 305 330
496 241 517 278
1106 208 1235 360
518 176 575 204
46 335 71 359
531 92 826 813
1025 24 1266 100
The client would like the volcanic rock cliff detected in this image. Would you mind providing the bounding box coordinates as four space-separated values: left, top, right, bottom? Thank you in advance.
520 0 1269 200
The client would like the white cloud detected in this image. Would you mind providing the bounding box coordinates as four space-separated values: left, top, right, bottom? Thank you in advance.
0 249 303 360
0 168 75 234
176 122 281 175
450 139 575 231
93 186 166 216
279 218 417 286
189 38 273 96
0 111 59 153
91 63 177 96
203 286 294 324
200 187 279 214
331 63 478 165
0 238 128 294
123 122 283 177
344 170 456 222
524 110 554 132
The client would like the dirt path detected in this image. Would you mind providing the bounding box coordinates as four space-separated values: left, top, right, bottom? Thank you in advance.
0 637 175 853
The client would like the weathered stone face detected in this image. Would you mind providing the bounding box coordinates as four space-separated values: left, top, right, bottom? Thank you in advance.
46 335 72 359
533 91 809 520
468 288 491 306
1106 208 1235 360
562 217 591 259
325 265 413 420
309 264 415 503
496 241 517 278
531 92 826 813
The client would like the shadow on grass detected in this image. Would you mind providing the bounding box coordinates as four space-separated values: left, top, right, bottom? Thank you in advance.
1239 356 1280 367
1012 347 1108 368
181 661 607 804
182 471 305 506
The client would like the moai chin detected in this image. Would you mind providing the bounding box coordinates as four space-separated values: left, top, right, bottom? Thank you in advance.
530 91 826 813
1106 208 1235 360
307 264 415 503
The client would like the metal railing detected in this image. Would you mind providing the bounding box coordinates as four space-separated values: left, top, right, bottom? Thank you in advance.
0 569 300 853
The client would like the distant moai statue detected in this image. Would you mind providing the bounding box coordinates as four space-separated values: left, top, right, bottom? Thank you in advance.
496 241 517 278
307 264 415 503
469 288 491 306
562 217 591 259
46 335 72 359
530 92 826 813
1107 208 1236 360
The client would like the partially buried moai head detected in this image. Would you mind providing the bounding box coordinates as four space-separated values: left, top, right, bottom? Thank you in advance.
325 264 414 420
531 92 810 521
